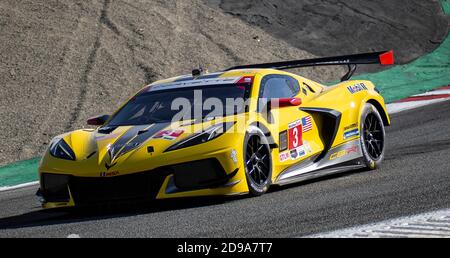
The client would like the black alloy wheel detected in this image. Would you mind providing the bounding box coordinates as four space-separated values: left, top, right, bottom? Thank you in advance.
245 135 271 187
363 113 384 160
243 126 272 196
360 103 386 170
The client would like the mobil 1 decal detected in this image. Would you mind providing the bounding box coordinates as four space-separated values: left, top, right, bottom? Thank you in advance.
347 82 367 94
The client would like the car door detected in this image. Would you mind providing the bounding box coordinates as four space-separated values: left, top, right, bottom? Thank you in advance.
258 74 324 170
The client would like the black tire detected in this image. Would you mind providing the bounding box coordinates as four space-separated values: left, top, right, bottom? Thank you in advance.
359 103 386 170
243 126 272 196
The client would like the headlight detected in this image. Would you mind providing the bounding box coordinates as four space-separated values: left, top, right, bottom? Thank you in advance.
165 122 235 152
49 138 76 161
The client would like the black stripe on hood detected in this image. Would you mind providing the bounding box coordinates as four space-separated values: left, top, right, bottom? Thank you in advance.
108 122 170 161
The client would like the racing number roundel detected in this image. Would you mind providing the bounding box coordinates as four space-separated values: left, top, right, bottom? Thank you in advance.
288 120 303 150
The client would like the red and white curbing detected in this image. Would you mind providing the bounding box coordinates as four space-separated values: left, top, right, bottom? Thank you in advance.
305 208 450 238
387 85 450 114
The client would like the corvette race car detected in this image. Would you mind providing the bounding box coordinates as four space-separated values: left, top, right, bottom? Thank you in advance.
37 50 393 209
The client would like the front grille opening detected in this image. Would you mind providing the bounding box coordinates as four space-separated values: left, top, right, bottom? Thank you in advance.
172 158 227 190
68 170 167 205
41 173 70 202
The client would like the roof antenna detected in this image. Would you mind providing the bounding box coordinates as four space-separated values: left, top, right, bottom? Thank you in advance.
192 64 204 78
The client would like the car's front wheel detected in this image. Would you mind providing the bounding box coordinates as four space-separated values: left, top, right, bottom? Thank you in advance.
359 103 386 170
243 126 272 196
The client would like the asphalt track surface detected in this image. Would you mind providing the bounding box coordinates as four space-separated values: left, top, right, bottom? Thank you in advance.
0 101 449 237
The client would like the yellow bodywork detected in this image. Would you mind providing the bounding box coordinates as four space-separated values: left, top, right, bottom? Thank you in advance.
39 68 389 209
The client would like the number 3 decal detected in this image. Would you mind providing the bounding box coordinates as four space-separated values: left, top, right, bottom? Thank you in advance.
288 121 303 150
293 127 299 147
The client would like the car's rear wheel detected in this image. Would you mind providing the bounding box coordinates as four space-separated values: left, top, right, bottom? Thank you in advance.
360 103 385 170
244 126 272 196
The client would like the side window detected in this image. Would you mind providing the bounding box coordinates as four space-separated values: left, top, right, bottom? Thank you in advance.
260 75 300 99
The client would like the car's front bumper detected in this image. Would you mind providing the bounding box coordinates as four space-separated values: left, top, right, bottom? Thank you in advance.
38 147 248 209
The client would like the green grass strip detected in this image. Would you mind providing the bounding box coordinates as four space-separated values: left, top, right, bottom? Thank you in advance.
0 158 39 187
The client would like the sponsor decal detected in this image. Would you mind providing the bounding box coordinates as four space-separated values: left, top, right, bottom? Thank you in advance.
304 140 312 153
100 171 120 177
343 123 357 131
297 146 306 157
230 149 238 164
329 145 358 160
343 128 359 139
301 116 313 132
279 151 290 162
105 161 117 170
126 142 140 148
290 145 307 160
149 77 240 92
288 120 303 150
347 145 358 154
288 119 301 129
279 130 288 151
347 82 367 94
154 129 184 140
290 149 298 159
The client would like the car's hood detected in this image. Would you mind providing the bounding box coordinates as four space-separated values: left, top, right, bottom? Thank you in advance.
61 122 190 164
40 113 246 176
98 123 172 162
56 115 241 167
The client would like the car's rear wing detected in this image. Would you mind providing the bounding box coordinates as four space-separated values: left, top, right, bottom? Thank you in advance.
225 50 394 81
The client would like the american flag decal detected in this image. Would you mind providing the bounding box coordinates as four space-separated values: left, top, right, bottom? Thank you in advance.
302 116 312 132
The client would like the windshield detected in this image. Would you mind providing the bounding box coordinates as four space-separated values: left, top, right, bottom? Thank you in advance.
106 84 251 126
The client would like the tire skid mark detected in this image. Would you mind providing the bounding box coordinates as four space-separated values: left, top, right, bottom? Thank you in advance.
67 0 139 130
105 1 158 85
136 63 157 84
66 0 142 130
106 0 161 84
199 30 245 64
123 33 159 84
332 0 408 30
65 1 106 130
66 0 159 127
100 0 120 36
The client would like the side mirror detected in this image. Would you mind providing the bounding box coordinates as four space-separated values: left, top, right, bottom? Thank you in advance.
270 97 302 109
87 114 110 126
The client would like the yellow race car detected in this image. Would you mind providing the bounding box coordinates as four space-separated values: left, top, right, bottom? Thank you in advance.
37 50 394 209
